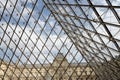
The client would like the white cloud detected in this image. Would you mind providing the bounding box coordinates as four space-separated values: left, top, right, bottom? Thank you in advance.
0 22 74 64
2 0 117 64
111 0 120 5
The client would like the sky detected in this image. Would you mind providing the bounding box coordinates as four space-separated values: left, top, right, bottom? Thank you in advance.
0 0 85 64
45 0 120 61
0 0 120 65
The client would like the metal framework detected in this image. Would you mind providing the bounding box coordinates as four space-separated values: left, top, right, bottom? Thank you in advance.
0 0 120 80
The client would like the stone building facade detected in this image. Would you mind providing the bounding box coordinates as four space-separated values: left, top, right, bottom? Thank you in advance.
0 53 96 80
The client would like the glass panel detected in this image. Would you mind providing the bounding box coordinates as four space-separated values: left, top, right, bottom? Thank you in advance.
0 0 120 80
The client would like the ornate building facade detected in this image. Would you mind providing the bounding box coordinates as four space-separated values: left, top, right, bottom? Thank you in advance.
0 53 96 80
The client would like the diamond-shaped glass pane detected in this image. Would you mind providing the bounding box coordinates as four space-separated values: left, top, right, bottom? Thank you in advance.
0 0 120 80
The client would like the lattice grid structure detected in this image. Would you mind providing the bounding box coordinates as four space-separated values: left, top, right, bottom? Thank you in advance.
0 0 120 80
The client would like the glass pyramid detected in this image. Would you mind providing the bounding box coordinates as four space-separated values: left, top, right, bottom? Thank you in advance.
0 0 120 80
